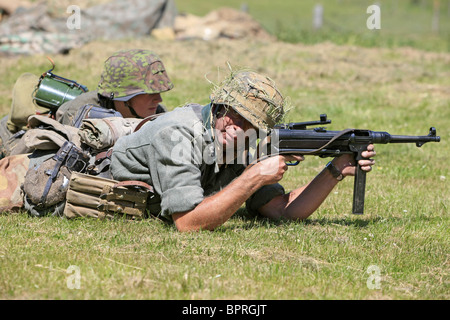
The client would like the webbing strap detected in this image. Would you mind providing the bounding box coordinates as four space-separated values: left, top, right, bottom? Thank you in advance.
114 180 154 192
250 128 355 165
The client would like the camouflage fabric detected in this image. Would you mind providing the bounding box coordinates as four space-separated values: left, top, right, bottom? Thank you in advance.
0 153 30 212
210 70 286 132
0 0 177 55
0 32 88 56
97 49 174 100
0 2 90 55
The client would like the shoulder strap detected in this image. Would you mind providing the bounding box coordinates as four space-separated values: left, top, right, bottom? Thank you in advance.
38 141 74 206
133 114 162 132
114 180 154 192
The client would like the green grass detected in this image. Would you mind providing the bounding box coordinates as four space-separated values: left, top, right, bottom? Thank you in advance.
0 1 449 301
1 208 447 299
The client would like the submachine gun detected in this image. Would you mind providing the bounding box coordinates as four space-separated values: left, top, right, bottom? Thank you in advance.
269 114 441 215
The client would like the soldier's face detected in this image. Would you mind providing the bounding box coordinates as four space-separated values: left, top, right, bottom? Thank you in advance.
214 106 254 149
129 93 163 117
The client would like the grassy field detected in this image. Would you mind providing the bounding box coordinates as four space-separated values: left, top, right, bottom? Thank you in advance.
0 1 449 301
175 0 450 52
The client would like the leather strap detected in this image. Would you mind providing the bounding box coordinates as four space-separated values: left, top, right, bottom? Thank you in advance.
326 161 344 181
39 157 65 207
114 180 154 192
95 148 113 163
134 114 162 132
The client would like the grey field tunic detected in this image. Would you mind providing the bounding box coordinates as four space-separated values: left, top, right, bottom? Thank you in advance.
110 103 285 221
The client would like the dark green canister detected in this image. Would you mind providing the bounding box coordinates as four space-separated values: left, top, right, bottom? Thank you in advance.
33 72 89 112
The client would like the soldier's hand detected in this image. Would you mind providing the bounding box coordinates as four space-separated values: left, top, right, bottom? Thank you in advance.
334 144 376 177
246 154 305 186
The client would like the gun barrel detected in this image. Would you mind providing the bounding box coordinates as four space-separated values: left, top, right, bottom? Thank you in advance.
389 135 440 143
387 127 440 147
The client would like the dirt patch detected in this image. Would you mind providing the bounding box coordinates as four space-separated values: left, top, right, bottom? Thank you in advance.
174 7 275 41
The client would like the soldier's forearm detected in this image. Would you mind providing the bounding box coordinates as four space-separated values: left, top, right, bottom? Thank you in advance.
172 171 263 232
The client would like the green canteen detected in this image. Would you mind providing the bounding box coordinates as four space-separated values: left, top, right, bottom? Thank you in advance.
33 73 88 112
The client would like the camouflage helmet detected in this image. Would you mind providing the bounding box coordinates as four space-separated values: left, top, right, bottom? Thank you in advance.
97 49 173 101
210 70 285 131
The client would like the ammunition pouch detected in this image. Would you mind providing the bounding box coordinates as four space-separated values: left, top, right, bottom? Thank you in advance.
64 172 156 220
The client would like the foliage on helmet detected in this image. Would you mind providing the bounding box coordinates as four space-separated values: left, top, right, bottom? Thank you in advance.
210 69 286 131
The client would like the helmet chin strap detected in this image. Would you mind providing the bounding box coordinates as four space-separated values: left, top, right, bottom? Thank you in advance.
124 100 141 118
